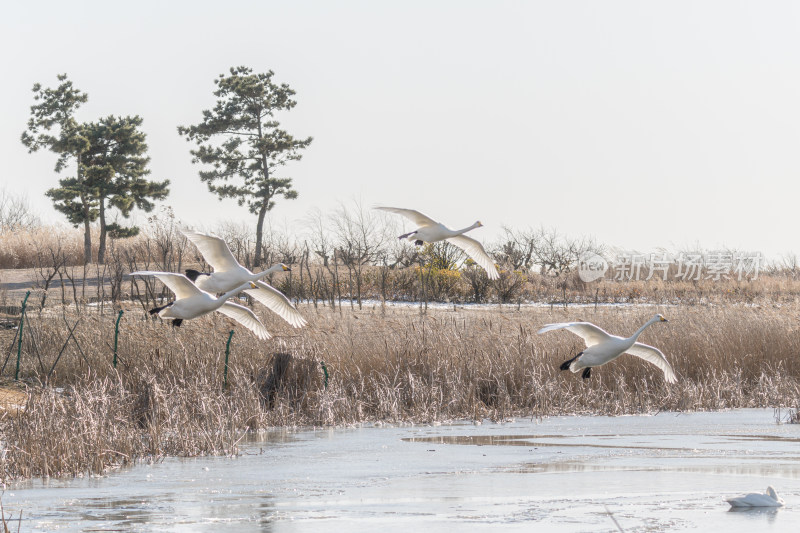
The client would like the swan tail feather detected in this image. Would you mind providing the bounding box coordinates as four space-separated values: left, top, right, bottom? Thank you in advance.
149 302 173 315
185 269 208 283
560 352 583 371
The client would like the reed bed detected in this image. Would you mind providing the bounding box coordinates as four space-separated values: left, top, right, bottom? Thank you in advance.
1 301 799 481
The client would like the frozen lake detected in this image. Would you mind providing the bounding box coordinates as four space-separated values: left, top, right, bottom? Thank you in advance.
5 409 800 531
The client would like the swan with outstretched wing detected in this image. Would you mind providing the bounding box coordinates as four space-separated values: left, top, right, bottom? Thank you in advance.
538 315 676 382
130 271 271 340
375 207 499 280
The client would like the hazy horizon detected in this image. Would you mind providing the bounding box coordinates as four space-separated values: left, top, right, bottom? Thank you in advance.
2 1 799 260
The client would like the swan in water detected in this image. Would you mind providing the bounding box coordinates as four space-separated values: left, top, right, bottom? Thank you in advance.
727 486 785 508
182 230 307 328
537 314 676 382
374 207 500 279
130 271 271 340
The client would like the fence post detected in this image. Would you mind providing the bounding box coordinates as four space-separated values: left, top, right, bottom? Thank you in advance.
223 330 234 390
113 310 124 368
15 291 31 381
320 361 329 389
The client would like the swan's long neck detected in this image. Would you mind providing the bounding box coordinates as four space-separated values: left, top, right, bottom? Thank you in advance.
627 316 660 343
252 264 282 280
248 270 268 282
452 221 481 236
214 282 252 307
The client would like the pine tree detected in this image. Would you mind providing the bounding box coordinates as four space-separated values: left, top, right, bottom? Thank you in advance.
23 75 170 264
178 66 312 266
21 74 93 263
80 115 169 263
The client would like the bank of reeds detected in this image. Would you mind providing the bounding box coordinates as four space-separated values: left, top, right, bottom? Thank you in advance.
1 301 799 481
3 219 800 311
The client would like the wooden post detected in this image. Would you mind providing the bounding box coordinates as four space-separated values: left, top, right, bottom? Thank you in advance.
14 291 31 381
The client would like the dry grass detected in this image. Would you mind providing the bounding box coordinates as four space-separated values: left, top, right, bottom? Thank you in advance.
0 385 26 417
1 300 799 481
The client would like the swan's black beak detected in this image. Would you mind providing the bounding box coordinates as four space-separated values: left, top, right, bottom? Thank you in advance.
660 317 668 322
249 282 258 289
282 265 291 272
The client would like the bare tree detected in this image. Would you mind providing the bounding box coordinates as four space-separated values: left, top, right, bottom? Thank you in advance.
329 201 393 309
31 230 70 309
214 219 255 269
259 220 300 299
304 207 334 267
304 207 337 307
104 237 130 304
0 188 40 233
126 207 189 312
462 261 491 303
780 253 799 278
496 226 537 271
509 226 604 277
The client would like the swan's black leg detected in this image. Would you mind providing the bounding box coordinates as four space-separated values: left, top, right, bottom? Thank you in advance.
399 231 416 240
149 302 173 315
582 367 592 380
560 352 582 371
171 318 183 328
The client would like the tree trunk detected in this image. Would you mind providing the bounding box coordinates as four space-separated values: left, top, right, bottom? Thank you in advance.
77 154 92 265
254 202 268 268
356 264 362 309
254 122 270 269
97 197 107 264
82 216 92 265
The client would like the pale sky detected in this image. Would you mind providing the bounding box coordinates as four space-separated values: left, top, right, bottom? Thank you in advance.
2 1 799 259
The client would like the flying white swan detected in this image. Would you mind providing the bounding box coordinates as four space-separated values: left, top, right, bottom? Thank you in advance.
130 271 271 340
537 314 676 382
727 486 785 508
182 230 307 328
375 207 500 280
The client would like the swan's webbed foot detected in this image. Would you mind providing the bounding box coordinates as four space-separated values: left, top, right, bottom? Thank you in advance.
414 240 424 246
149 302 173 315
582 367 592 379
560 352 582 371
171 318 183 328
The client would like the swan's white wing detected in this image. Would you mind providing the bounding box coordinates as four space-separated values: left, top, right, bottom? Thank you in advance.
536 321 613 347
245 281 307 328
625 342 677 383
182 230 241 273
217 302 272 340
446 234 500 280
130 271 200 300
375 207 437 227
